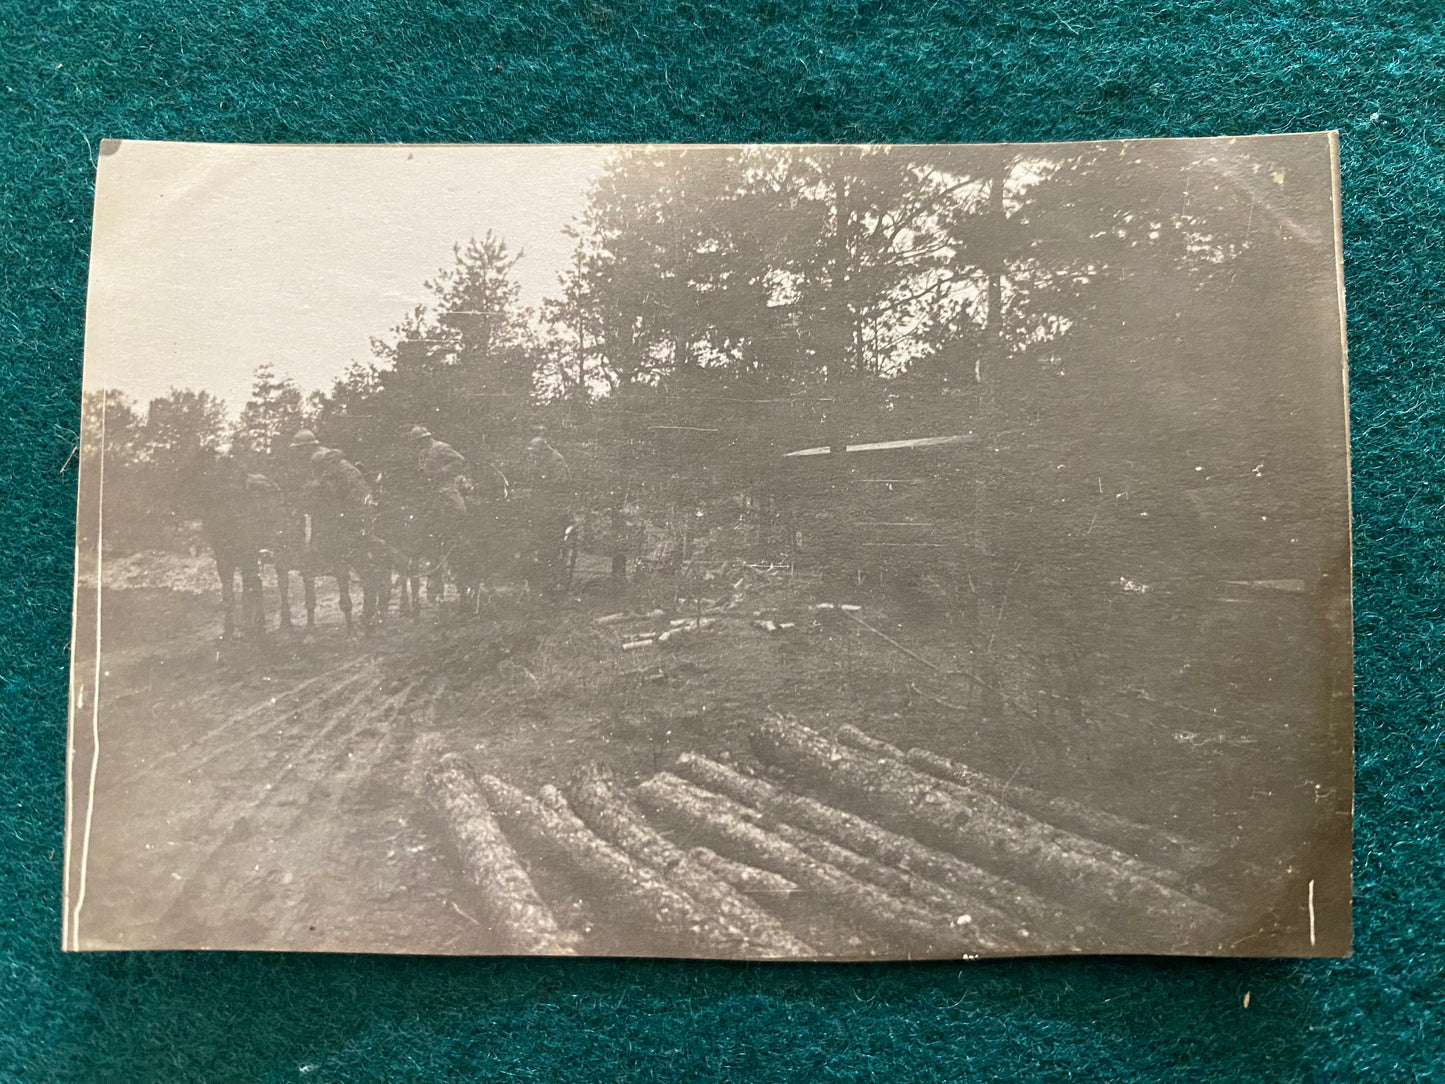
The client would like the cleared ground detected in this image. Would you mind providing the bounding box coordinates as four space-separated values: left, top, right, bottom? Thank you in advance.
69 548 1343 956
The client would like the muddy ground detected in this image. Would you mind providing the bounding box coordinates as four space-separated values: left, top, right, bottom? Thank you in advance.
68 549 1345 957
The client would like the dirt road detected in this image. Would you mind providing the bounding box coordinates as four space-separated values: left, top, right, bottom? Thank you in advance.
67 551 1342 955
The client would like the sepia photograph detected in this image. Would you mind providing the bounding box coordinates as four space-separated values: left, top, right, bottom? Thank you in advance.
65 135 1352 959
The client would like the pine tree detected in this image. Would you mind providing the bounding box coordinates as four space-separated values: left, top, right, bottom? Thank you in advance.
368 232 538 457
231 362 305 465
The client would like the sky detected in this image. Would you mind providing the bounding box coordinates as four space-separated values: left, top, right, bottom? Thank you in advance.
83 140 612 415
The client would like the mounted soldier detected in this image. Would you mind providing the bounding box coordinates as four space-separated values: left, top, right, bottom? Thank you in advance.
307 446 375 534
178 449 302 639
286 429 383 633
398 425 467 605
409 425 472 524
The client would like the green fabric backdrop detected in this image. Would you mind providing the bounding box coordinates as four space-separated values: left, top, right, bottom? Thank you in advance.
2 1 1439 1079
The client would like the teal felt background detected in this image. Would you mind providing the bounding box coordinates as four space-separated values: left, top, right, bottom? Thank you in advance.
2 1 1441 1079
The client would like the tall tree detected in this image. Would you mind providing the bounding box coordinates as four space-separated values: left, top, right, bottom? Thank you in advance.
553 145 1025 391
79 388 143 475
308 362 381 457
78 388 165 555
369 232 538 453
142 388 228 469
231 362 305 463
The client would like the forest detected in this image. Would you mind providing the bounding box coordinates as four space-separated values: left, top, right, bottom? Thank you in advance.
82 137 1344 626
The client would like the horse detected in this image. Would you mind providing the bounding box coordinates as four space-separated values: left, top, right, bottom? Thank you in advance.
427 468 503 618
371 471 442 620
471 460 579 602
297 490 388 636
179 451 300 640
383 462 507 618
447 460 585 613
373 455 578 619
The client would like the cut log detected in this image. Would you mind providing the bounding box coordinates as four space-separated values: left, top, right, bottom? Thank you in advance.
673 752 1074 947
565 764 814 956
673 845 879 959
669 756 984 919
422 751 579 955
633 772 1007 957
906 746 1211 872
478 774 773 959
837 724 1211 873
750 716 1224 944
683 847 801 902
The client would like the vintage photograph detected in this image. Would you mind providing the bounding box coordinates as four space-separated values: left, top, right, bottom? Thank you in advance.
65 135 1352 959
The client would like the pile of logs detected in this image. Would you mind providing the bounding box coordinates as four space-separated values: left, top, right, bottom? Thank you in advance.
416 715 1224 959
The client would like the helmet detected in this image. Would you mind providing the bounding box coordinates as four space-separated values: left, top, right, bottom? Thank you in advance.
310 447 340 466
289 429 320 449
409 425 432 441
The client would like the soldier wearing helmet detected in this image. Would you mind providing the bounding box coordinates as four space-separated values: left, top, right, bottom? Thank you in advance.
410 425 472 517
288 429 373 539
285 428 323 493
289 428 322 452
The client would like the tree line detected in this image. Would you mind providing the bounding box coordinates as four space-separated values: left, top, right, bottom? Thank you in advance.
84 138 1343 598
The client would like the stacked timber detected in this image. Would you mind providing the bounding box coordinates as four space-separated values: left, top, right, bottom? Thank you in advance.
837 725 1212 874
421 746 579 955
665 757 1011 936
750 715 1222 945
476 772 792 959
565 763 813 956
633 771 1006 956
415 712 1222 958
671 752 1080 949
682 846 802 903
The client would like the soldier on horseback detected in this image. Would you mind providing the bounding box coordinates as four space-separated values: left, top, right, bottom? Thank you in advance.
304 444 375 534
409 425 472 525
408 425 485 609
287 428 383 633
180 450 292 639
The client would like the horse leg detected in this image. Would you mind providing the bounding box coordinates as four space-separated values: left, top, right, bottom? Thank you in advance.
277 564 294 629
336 566 354 634
242 560 264 634
451 546 475 618
303 571 317 631
361 562 380 635
401 555 419 618
217 559 236 640
564 523 580 591
426 540 446 605
379 564 394 618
